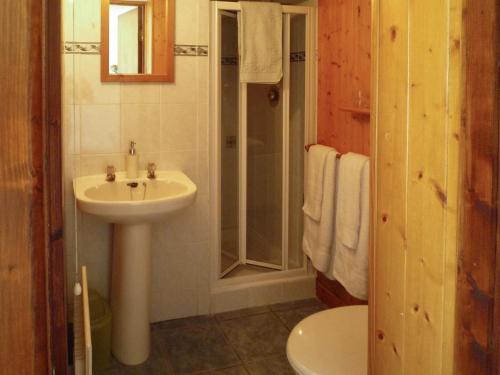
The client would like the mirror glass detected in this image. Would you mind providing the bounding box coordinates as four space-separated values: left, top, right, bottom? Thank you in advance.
109 4 147 74
102 0 174 82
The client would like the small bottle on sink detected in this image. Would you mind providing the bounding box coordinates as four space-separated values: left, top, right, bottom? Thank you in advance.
126 141 138 179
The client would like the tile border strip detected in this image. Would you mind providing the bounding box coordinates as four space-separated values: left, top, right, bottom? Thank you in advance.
221 51 306 65
63 42 209 56
64 42 101 55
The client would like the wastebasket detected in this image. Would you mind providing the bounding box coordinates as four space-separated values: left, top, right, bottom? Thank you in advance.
89 289 112 372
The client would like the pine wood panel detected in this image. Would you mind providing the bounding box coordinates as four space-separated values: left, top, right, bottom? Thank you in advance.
403 0 460 372
370 0 462 373
317 0 371 155
371 0 409 372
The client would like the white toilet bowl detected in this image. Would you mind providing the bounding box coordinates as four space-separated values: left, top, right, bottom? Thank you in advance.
286 305 368 375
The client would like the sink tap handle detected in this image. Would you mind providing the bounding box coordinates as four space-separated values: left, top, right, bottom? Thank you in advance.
106 165 116 182
147 162 157 179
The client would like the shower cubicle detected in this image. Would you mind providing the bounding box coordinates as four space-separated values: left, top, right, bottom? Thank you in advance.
210 1 315 281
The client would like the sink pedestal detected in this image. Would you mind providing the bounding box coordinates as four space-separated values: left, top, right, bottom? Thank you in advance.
110 223 152 365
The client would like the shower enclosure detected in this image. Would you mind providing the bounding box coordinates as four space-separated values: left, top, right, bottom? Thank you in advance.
211 2 315 279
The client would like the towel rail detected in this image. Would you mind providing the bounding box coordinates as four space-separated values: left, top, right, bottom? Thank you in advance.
304 143 342 159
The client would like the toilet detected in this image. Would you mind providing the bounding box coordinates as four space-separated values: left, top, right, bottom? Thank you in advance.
287 305 368 375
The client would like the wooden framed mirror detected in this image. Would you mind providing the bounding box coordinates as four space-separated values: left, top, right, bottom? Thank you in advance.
101 0 174 82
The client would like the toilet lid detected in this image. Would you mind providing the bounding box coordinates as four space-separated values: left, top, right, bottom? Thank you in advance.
286 305 368 375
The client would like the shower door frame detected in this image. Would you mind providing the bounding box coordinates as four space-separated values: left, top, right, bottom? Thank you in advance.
211 1 316 279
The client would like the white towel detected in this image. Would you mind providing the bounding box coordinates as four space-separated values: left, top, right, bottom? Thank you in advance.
302 145 332 221
239 1 283 83
326 160 370 300
302 148 338 272
336 152 369 249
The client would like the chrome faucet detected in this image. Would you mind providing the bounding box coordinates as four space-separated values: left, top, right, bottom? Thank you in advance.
105 165 116 182
147 162 157 179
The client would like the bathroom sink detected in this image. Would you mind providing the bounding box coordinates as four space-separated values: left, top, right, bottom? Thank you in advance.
74 171 197 224
74 170 197 365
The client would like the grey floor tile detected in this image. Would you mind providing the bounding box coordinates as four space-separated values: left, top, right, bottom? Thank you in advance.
244 355 295 375
96 330 173 375
275 304 327 330
157 317 240 373
196 365 249 375
215 306 270 322
219 313 290 360
269 298 326 312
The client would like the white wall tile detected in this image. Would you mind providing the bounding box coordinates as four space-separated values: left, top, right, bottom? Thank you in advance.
62 0 74 42
121 84 161 104
75 55 120 104
161 57 198 104
160 149 198 178
80 154 126 175
80 104 121 154
121 104 161 153
63 54 74 106
175 0 199 46
160 102 198 151
197 0 210 46
74 0 101 42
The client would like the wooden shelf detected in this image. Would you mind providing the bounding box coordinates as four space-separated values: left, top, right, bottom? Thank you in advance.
339 106 371 116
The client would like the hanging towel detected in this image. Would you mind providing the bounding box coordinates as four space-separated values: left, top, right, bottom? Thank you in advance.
326 160 370 300
239 1 283 83
302 147 338 272
336 152 369 249
302 145 332 221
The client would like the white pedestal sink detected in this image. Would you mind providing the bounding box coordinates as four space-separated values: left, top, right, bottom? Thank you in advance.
74 171 197 365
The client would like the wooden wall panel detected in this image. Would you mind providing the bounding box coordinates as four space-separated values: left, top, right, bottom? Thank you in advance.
370 0 463 373
317 0 371 155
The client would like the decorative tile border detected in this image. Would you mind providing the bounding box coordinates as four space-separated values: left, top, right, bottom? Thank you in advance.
221 51 306 65
64 42 209 56
64 42 101 55
174 44 209 56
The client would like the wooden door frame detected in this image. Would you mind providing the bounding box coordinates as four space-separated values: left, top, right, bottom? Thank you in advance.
46 0 69 373
454 0 499 374
0 0 67 374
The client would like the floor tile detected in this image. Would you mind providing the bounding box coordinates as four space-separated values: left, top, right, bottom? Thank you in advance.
157 316 240 373
197 365 249 375
219 313 290 360
275 304 327 330
244 355 295 375
96 330 173 375
215 306 270 322
269 298 326 312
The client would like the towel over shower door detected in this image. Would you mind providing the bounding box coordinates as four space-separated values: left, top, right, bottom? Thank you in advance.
215 2 312 277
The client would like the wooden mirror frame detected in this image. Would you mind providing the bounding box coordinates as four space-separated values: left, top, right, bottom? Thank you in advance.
101 0 175 82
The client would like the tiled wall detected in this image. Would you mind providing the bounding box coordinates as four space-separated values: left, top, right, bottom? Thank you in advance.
63 0 211 321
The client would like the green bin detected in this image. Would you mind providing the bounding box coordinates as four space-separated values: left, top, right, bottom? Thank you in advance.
89 289 112 372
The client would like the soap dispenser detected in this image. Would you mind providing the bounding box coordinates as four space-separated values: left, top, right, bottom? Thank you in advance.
126 141 138 178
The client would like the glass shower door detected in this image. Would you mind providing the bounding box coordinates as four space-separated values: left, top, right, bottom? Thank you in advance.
245 83 284 269
220 11 240 276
